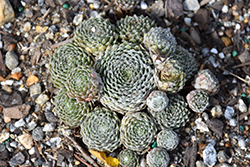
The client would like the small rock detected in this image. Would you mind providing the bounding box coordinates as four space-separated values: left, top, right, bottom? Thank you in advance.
0 143 5 152
35 93 49 105
9 152 25 166
218 52 225 59
229 118 237 127
224 106 234 120
203 143 217 166
73 14 83 26
2 85 12 93
0 0 15 26
24 9 33 18
210 48 218 54
5 50 19 70
184 17 192 26
44 111 58 123
22 22 31 32
140 1 147 10
237 135 246 150
14 118 26 128
0 160 7 167
26 75 39 87
195 118 209 132
43 123 56 132
49 137 62 147
183 0 200 11
28 147 35 155
221 5 229 13
210 105 223 117
196 160 206 167
238 99 247 113
9 141 17 148
194 8 210 30
217 150 229 163
0 132 9 143
190 27 201 45
18 133 34 149
3 104 30 119
58 149 73 158
0 149 9 160
32 127 44 141
27 120 37 131
221 37 232 47
29 83 41 97
206 118 224 138
42 161 53 167
0 90 23 108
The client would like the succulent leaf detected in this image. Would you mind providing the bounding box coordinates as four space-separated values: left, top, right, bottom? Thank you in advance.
114 0 140 10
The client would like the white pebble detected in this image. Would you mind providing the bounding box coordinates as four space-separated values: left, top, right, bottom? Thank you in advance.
235 24 241 30
237 136 246 150
224 106 235 120
229 118 237 127
218 52 225 59
203 143 217 166
1 80 14 85
140 1 147 10
14 119 26 128
184 17 192 26
195 118 209 132
222 5 229 13
210 48 218 54
238 98 247 113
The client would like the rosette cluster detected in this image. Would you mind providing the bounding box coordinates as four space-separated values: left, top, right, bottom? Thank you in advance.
117 149 140 167
80 108 121 152
114 0 140 10
96 43 155 114
146 147 170 167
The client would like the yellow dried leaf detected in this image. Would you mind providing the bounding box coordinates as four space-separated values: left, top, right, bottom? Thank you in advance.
89 150 119 167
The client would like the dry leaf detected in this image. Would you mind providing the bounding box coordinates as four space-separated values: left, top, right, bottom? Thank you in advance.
89 149 119 167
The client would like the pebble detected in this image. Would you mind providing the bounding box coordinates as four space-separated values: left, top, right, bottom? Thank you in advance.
45 111 58 123
210 48 218 54
229 118 237 127
1 79 14 85
9 152 25 166
195 118 209 132
0 143 5 152
217 150 229 163
5 50 19 70
24 9 33 18
222 5 229 13
43 123 56 132
29 83 42 97
183 0 200 11
211 105 223 117
18 133 34 149
218 52 225 59
9 141 17 148
14 118 26 128
27 120 37 131
49 137 62 148
32 127 44 141
2 84 12 93
238 99 247 113
3 104 30 119
203 143 217 166
190 27 201 45
28 147 35 155
0 132 10 143
22 22 31 32
140 1 148 10
73 14 83 26
196 160 206 167
202 48 210 57
224 106 234 120
0 0 15 26
35 93 49 105
184 17 192 26
237 135 246 150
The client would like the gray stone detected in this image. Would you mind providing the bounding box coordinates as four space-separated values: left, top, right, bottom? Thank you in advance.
0 0 15 26
229 118 237 127
35 94 49 105
224 106 234 120
24 9 33 18
45 111 58 123
5 50 18 70
9 152 25 166
43 123 56 132
190 27 201 45
0 90 23 108
29 83 41 97
217 150 229 163
32 127 44 141
203 143 217 166
183 0 200 11
0 144 5 152
14 118 26 128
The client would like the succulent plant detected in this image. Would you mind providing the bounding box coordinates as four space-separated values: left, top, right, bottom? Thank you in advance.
143 27 177 59
148 94 190 130
80 107 121 152
154 59 186 93
146 90 169 112
171 46 198 80
114 0 140 10
146 147 170 167
120 112 157 152
118 149 140 167
186 89 209 113
49 42 93 88
96 43 155 114
74 17 118 58
192 69 219 95
54 89 93 127
116 15 156 44
65 66 101 102
157 129 179 151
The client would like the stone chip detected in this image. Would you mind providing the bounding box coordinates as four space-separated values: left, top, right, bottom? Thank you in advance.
3 104 30 119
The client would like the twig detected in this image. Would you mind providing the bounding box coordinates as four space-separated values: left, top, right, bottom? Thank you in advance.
221 68 250 86
74 153 93 167
42 8 51 20
64 134 100 167
232 62 250 69
50 38 74 49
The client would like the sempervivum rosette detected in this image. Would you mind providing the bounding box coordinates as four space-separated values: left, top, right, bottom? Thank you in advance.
66 66 101 102
192 69 219 95
171 46 198 80
186 89 209 113
120 112 157 152
116 15 156 44
49 42 93 88
146 90 169 112
118 149 140 167
157 129 179 151
146 147 170 167
114 0 140 10
148 94 190 130
54 89 93 127
96 43 155 114
154 59 186 93
143 27 177 60
80 108 121 152
74 17 117 58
